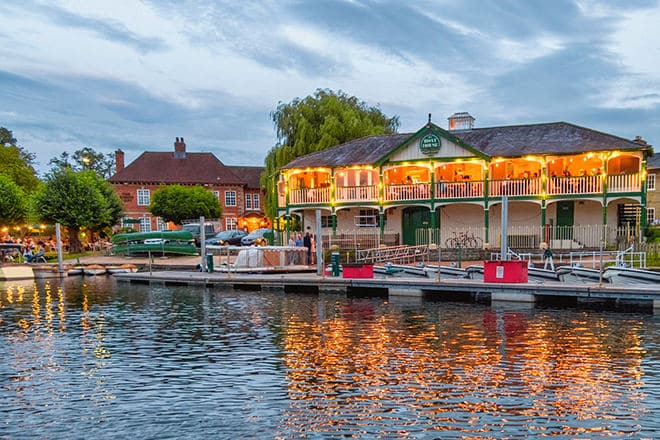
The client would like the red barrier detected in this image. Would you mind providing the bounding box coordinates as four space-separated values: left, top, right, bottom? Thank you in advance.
484 260 529 283
342 264 374 279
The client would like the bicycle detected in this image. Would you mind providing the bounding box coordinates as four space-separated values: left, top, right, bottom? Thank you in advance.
444 231 483 248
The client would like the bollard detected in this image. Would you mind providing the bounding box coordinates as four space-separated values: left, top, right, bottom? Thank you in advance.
331 252 340 277
205 254 214 272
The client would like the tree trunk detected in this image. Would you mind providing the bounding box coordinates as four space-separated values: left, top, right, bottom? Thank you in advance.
68 226 83 254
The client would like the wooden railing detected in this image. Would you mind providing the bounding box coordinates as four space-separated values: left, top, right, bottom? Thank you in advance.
288 187 330 205
608 173 640 193
335 185 378 202
548 176 602 195
435 180 484 199
489 178 541 197
384 183 431 201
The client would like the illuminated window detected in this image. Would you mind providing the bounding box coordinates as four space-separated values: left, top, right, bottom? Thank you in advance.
648 173 656 191
137 189 150 206
225 191 237 207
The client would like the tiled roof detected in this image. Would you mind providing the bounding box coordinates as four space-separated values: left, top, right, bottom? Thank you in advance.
281 133 412 169
647 152 660 169
227 166 265 189
281 122 648 168
109 152 244 185
454 122 645 157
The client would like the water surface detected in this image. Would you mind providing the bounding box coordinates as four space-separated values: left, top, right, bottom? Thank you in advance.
1 277 658 438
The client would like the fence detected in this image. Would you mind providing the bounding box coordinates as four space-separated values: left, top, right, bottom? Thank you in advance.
415 225 643 250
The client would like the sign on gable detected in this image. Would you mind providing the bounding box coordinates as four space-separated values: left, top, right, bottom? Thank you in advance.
419 133 441 155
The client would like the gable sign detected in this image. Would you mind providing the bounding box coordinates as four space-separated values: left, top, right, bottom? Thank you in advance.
419 133 441 155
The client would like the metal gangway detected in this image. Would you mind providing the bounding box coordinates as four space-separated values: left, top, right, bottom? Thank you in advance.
355 245 429 264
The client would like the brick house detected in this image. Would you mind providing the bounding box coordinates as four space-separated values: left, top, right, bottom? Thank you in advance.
646 154 660 225
108 137 268 233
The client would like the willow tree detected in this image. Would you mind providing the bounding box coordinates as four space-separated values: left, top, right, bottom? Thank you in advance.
260 89 399 216
34 169 123 253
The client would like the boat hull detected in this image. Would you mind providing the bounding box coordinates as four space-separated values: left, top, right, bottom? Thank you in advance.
602 267 660 285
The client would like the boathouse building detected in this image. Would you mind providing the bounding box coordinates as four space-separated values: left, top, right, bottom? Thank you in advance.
276 113 653 249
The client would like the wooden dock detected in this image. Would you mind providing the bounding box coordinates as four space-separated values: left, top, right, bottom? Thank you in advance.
113 270 660 310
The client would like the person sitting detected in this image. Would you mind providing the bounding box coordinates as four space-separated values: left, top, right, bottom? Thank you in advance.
26 247 46 263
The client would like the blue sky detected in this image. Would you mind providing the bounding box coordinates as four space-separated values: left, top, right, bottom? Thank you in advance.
1 0 659 173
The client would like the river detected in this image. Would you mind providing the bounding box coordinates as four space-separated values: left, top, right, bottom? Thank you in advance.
1 277 658 438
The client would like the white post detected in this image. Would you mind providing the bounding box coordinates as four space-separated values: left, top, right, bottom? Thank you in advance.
316 209 323 276
199 216 206 271
55 223 64 274
501 195 509 260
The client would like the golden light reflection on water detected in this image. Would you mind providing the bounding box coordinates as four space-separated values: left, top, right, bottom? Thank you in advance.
277 302 649 437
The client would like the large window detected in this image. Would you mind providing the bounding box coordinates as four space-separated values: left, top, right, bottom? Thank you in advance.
226 217 238 230
213 190 220 200
139 217 152 232
648 173 656 191
245 193 260 210
648 207 656 224
156 217 169 231
225 191 237 207
321 215 333 228
356 209 382 227
245 194 252 210
137 189 150 206
252 194 260 210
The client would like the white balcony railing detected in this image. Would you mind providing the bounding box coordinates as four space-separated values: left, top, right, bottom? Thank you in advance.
489 178 542 197
435 180 484 199
335 185 378 202
384 183 431 201
608 173 640 193
548 176 603 195
289 187 331 205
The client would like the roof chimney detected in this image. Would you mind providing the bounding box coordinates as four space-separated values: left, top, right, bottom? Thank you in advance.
174 137 186 159
448 112 475 131
115 149 125 173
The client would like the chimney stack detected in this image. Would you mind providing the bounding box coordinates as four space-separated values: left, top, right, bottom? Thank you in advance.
115 149 125 173
174 137 186 158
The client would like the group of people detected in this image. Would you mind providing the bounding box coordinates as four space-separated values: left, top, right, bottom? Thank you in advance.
287 231 315 265
0 235 50 262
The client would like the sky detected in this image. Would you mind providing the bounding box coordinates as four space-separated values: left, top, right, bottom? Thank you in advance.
1 0 659 174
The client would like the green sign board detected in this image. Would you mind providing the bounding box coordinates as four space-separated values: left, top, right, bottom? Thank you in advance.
419 133 441 155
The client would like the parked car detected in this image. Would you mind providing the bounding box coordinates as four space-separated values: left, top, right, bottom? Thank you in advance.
241 228 271 246
181 223 216 246
207 230 247 246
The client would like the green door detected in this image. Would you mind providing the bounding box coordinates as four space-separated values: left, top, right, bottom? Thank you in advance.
402 207 431 245
555 201 574 240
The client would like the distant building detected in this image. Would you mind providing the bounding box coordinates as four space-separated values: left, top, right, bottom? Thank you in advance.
276 114 653 249
108 137 268 233
646 154 660 225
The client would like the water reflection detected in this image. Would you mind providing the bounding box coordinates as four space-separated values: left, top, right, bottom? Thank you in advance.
0 277 657 438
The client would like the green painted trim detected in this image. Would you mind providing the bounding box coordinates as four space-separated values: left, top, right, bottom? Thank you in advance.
641 154 648 229
484 208 489 243
332 213 337 236
602 205 607 242
379 212 385 237
374 122 490 166
541 203 546 226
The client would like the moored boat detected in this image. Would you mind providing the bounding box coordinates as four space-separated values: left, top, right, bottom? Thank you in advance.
67 265 84 276
424 264 470 279
32 264 67 278
111 231 198 256
556 265 605 283
601 266 660 285
83 264 107 276
106 263 139 274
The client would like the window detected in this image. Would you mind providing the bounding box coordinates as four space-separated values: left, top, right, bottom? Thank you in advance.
648 173 656 191
356 209 382 227
137 189 150 206
648 207 656 224
139 217 152 232
225 217 238 230
225 191 236 207
252 194 260 210
213 190 220 199
156 217 169 231
245 194 252 210
321 215 333 228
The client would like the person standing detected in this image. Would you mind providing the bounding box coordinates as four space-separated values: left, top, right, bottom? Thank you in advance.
543 246 555 271
303 232 312 265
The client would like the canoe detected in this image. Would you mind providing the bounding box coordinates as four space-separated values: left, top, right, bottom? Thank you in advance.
107 264 138 274
68 265 84 276
111 231 198 256
83 264 107 276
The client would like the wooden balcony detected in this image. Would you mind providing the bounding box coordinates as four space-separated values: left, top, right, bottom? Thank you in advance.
335 185 378 202
281 173 642 206
384 183 431 201
436 180 484 199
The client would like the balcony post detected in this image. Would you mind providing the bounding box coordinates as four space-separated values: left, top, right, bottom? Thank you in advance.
484 207 489 244
641 156 648 229
330 168 336 206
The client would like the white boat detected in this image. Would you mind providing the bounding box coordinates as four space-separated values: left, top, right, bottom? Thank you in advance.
601 266 660 285
83 265 107 276
67 265 84 276
423 264 469 279
106 264 138 274
32 264 67 278
556 265 605 283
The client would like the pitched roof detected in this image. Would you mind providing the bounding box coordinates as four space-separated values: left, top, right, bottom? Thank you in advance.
108 151 244 185
227 165 264 189
281 134 412 169
453 122 646 157
280 122 648 168
648 153 660 169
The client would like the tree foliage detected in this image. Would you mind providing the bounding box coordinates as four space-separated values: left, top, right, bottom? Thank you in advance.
49 146 116 179
148 185 222 225
33 169 123 253
0 174 28 225
0 126 40 192
260 89 399 216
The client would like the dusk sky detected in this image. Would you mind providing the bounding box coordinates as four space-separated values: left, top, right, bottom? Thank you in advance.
2 0 659 174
